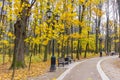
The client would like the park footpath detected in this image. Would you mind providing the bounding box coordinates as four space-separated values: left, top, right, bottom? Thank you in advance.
101 56 120 80
28 56 120 80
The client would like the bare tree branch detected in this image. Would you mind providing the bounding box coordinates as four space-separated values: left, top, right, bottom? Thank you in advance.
30 0 36 9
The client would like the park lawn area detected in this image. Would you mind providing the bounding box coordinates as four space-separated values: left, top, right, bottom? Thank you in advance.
0 54 50 80
0 61 50 80
0 52 103 80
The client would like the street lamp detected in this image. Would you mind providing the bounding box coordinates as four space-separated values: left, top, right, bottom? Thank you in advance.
55 14 60 22
47 9 60 71
46 9 55 72
46 9 52 19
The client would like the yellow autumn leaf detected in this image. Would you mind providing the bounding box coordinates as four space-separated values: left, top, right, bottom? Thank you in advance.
79 0 85 3
0 2 2 7
52 78 56 80
7 32 14 37
42 39 49 45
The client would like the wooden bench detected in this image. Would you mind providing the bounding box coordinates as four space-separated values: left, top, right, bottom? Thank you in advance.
65 56 74 64
58 57 68 67
68 56 72 63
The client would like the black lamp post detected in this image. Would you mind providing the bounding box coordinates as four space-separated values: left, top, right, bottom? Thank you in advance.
50 14 60 72
46 9 60 71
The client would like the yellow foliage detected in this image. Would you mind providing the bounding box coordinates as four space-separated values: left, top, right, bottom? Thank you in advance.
73 41 78 47
85 0 91 7
63 35 69 41
31 37 41 45
79 0 85 3
70 33 82 39
0 2 2 7
92 7 104 17
42 39 49 45
113 39 119 43
35 26 41 35
7 32 14 37
52 78 57 80
72 19 80 26
0 40 9 45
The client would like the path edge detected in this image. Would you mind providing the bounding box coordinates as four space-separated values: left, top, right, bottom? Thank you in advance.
97 57 111 80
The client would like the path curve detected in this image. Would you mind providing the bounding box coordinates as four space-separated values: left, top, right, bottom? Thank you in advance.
97 58 110 80
57 57 112 80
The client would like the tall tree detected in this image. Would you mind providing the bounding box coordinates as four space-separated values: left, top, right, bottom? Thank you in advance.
113 0 118 52
10 0 36 69
95 0 103 54
77 0 86 60
117 0 120 58
105 0 110 53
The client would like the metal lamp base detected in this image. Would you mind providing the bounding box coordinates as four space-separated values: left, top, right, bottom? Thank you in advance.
50 56 56 72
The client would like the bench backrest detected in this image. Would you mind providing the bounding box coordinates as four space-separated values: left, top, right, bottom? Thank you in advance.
58 58 65 62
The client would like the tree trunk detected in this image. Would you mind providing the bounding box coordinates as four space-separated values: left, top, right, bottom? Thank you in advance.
43 45 48 61
84 43 88 58
117 0 120 58
57 44 60 58
95 18 99 54
71 26 74 59
10 20 26 69
76 40 80 60
77 4 85 60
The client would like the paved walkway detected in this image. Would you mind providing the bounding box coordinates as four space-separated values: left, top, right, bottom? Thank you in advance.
101 56 120 80
60 57 102 80
28 56 120 80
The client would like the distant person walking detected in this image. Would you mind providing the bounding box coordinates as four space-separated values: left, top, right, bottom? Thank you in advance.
100 51 102 57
